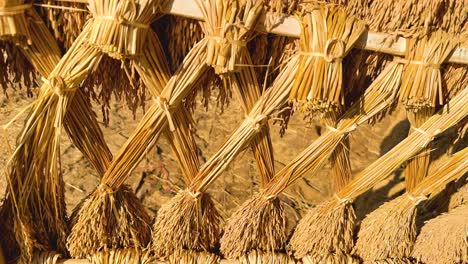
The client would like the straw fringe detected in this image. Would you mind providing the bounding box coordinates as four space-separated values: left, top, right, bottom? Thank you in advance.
288 200 355 260
151 191 222 260
67 185 152 259
411 203 468 264
354 196 417 262
220 195 286 259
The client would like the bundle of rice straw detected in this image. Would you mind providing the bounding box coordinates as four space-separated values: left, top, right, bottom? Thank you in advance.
411 203 468 264
288 88 468 262
152 1 279 260
219 52 406 262
354 147 468 263
0 2 121 262
289 4 366 114
68 28 208 261
399 29 459 196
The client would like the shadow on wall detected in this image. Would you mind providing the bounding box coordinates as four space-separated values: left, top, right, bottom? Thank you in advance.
354 119 410 221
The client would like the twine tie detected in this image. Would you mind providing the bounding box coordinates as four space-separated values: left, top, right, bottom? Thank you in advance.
245 114 267 131
411 126 435 140
42 77 76 97
154 96 175 132
326 124 357 135
408 194 428 205
188 191 202 199
299 38 346 63
334 193 352 204
98 183 114 194
394 58 441 69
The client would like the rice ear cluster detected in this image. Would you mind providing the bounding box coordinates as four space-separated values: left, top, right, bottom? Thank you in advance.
220 195 286 259
411 203 468 264
37 0 88 49
0 41 37 95
354 196 418 262
66 185 152 258
0 2 38 94
152 190 222 260
288 200 356 261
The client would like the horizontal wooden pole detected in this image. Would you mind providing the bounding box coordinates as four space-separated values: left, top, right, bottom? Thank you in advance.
50 0 468 64
165 0 467 64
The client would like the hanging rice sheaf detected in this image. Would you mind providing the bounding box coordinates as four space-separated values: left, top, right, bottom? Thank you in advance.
411 202 468 264
0 0 467 263
354 147 468 263
0 1 119 262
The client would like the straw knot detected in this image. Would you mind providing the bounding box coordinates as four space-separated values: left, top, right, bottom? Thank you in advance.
154 96 175 132
298 38 346 63
0 3 32 16
326 124 356 135
98 184 114 194
45 76 75 97
334 194 352 204
411 126 435 140
188 191 202 199
408 194 428 204
246 114 268 130
265 194 277 201
394 58 441 69
324 38 346 63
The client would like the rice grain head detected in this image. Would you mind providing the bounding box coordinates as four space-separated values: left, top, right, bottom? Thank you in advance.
287 199 356 261
411 203 468 264
354 195 418 262
66 185 152 258
220 194 287 260
151 190 222 260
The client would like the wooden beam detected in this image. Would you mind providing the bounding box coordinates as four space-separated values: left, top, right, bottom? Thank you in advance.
164 0 467 64
51 0 468 64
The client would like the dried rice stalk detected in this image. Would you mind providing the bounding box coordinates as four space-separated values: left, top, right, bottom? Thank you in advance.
221 194 287 260
5 0 171 261
355 147 467 263
411 203 468 264
288 88 467 261
151 1 283 260
67 185 152 259
65 1 210 259
289 4 366 114
222 60 403 260
398 31 459 232
152 191 222 259
166 250 220 264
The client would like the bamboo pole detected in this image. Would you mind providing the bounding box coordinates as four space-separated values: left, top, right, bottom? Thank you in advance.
50 0 468 64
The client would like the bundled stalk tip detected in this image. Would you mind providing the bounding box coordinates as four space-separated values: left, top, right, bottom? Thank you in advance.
67 185 152 258
152 190 222 260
